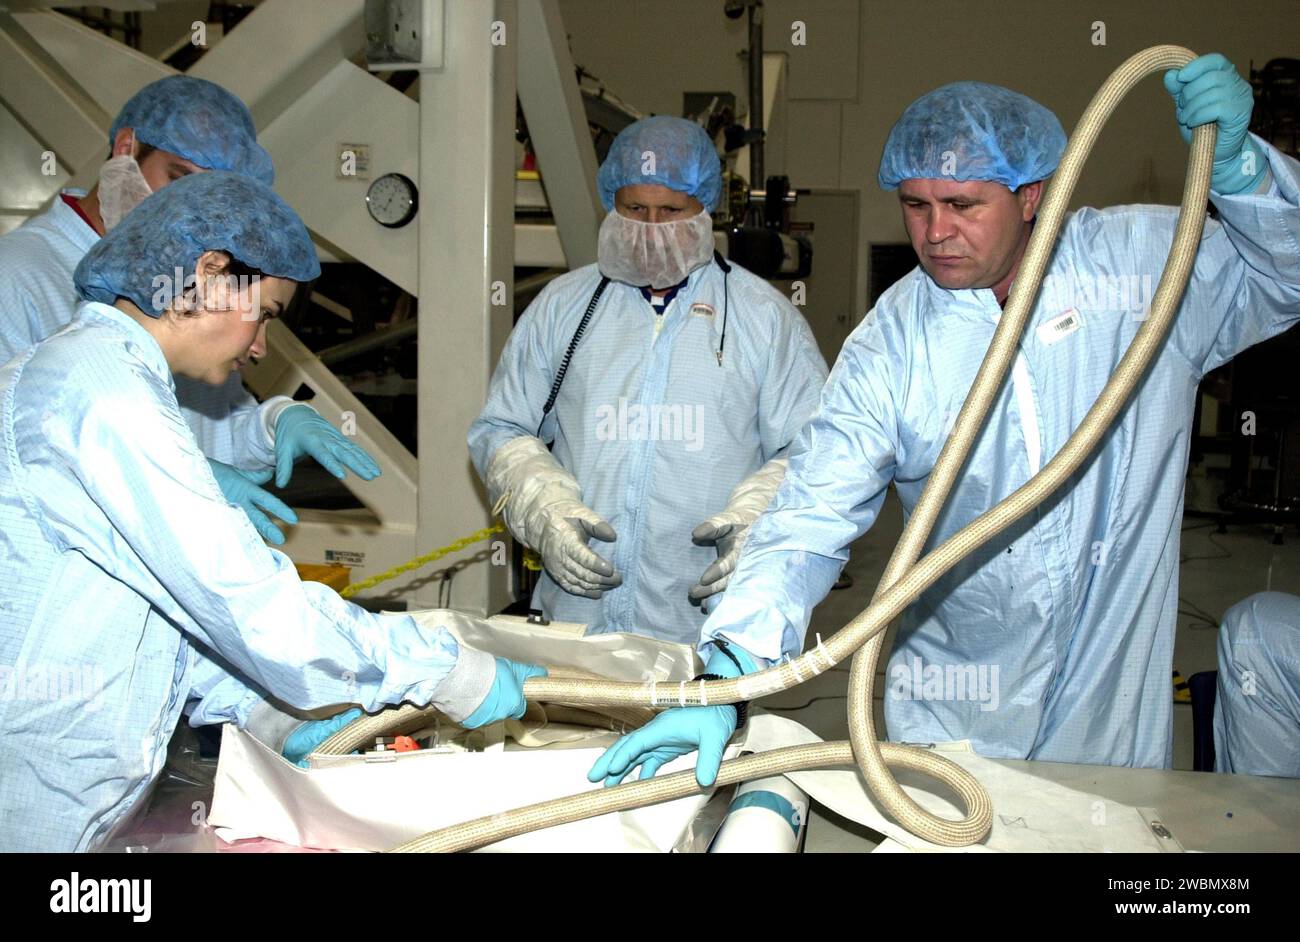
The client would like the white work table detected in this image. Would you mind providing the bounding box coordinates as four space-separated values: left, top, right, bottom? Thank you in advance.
804 758 1300 853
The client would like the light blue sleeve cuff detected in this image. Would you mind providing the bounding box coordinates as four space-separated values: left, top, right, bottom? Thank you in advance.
705 641 764 676
226 395 298 470
699 591 790 667
220 396 301 472
427 644 496 723
184 646 266 727
259 397 303 448
699 548 843 665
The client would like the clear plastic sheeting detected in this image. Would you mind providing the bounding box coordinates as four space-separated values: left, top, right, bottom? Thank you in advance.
423 610 703 683
99 725 221 854
97 724 334 853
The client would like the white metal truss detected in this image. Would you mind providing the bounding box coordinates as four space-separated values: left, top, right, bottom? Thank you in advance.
0 0 602 613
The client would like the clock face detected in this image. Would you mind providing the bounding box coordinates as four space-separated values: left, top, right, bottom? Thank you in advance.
365 173 418 227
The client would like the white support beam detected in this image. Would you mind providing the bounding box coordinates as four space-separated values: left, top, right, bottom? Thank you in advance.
242 320 417 528
12 0 367 147
257 60 419 294
736 51 786 187
9 10 168 121
516 0 600 268
514 221 567 267
188 0 365 132
0 16 110 175
415 0 516 615
0 102 70 229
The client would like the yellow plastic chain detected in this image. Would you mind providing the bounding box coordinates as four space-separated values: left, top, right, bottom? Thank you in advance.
338 524 541 598
338 524 502 598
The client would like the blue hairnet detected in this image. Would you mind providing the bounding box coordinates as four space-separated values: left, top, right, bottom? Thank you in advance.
75 171 320 317
597 116 722 211
877 82 1066 190
110 75 274 186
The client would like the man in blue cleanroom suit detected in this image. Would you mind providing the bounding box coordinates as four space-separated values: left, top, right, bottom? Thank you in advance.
589 54 1300 787
0 75 379 546
0 173 544 852
1214 592 1300 777
468 116 827 648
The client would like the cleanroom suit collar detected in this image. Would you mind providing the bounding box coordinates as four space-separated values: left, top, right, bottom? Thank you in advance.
75 300 177 391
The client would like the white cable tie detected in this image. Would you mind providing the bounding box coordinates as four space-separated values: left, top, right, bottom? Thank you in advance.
699 679 708 706
678 681 687 708
815 633 834 670
785 652 803 683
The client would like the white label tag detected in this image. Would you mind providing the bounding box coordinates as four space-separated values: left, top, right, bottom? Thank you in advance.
1037 308 1082 346
689 302 715 318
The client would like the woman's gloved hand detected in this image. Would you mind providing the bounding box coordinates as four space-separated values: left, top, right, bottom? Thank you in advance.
208 458 298 545
282 707 363 767
273 404 382 488
462 658 549 729
1164 53 1266 195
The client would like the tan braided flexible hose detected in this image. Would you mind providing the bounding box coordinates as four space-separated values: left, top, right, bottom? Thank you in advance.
538 704 656 732
388 741 982 853
315 667 657 751
319 46 1216 850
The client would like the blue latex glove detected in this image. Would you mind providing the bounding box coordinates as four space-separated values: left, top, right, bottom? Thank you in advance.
208 458 298 545
1163 53 1265 195
282 707 363 768
273 404 382 489
462 658 549 729
587 644 758 788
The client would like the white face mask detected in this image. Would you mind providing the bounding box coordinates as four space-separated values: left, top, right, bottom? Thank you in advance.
596 209 714 289
97 147 153 231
